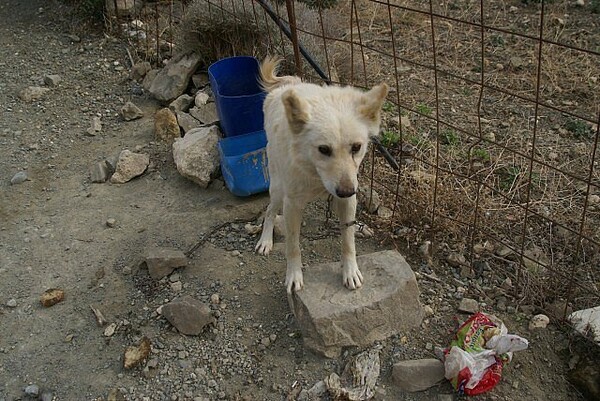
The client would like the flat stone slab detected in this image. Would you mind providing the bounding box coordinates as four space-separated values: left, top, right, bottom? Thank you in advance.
288 250 423 358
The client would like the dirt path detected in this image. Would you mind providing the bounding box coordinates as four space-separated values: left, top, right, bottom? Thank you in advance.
0 1 587 400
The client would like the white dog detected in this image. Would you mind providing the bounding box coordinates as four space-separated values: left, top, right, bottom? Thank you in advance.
255 57 388 293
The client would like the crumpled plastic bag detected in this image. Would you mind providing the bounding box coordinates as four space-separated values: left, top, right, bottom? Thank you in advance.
444 312 528 395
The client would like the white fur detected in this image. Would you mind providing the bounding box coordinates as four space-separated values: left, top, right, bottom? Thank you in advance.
255 57 388 293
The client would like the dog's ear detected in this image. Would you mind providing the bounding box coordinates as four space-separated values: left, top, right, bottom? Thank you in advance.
282 89 310 134
358 83 389 124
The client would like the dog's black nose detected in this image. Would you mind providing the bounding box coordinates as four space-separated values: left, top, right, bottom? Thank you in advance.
336 188 356 198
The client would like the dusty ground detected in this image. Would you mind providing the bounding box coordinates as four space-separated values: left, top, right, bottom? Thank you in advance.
0 1 592 400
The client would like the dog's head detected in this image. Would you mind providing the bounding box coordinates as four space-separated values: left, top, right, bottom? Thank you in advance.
282 83 389 198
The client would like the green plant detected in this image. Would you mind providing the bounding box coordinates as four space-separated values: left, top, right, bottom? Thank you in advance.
381 130 400 148
471 147 490 162
499 166 521 191
416 103 433 116
382 101 396 113
441 129 459 146
565 118 593 139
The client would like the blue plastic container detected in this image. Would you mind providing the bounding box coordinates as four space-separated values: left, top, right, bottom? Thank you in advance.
208 56 266 137
218 130 269 197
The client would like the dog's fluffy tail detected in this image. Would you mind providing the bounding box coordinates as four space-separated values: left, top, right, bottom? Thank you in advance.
260 56 301 92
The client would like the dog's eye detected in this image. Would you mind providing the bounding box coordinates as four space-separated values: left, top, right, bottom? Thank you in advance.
318 145 332 156
351 143 362 154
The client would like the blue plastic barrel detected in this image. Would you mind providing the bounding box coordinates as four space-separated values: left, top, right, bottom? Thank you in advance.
218 130 269 197
208 56 266 137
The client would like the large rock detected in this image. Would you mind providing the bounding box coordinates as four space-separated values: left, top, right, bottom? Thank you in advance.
393 359 446 392
288 250 423 358
172 126 221 188
110 150 149 184
154 108 180 143
169 94 194 113
569 306 600 345
148 52 202 103
145 247 188 279
120 101 143 121
161 296 214 335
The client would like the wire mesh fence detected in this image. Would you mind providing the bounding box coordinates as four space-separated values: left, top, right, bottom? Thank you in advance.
110 0 599 320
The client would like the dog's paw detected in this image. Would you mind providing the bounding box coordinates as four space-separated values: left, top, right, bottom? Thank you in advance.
286 267 304 294
343 263 364 290
255 239 273 255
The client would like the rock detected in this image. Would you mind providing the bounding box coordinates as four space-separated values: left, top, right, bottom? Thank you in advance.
107 388 127 401
88 116 102 135
297 381 328 401
154 108 180 143
105 0 143 17
523 246 548 273
569 306 600 345
195 91 210 107
120 101 144 121
106 218 117 228
377 206 393 219
169 94 194 113
10 171 28 185
357 187 380 213
130 61 152 82
24 384 40 396
6 299 17 308
110 150 149 184
588 194 600 205
510 56 524 69
43 74 61 86
325 349 380 400
145 247 188 280
424 305 434 317
446 252 466 267
90 160 112 183
575 0 585 6
40 288 65 307
495 244 513 257
409 170 436 184
189 103 219 125
288 250 423 358
529 314 550 330
67 34 81 42
104 322 117 337
170 281 183 292
210 293 220 304
392 359 445 392
149 52 202 103
19 86 49 102
161 296 214 335
142 69 159 92
41 392 54 401
172 126 221 188
458 298 479 314
176 111 202 133
123 337 151 369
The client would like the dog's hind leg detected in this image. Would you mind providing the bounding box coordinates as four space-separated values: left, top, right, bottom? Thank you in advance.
333 196 363 290
255 193 282 255
283 197 304 293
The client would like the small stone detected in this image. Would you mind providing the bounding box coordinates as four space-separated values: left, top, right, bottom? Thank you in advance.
170 281 183 292
210 293 220 304
154 108 181 144
176 111 202 133
40 288 65 307
424 305 434 317
261 337 271 347
6 299 17 308
392 359 445 392
169 94 194 113
377 206 393 219
120 101 144 121
244 224 262 235
41 392 54 401
90 116 102 133
501 277 512 290
123 337 151 369
510 56 524 69
419 241 432 262
110 150 149 184
189 103 219 125
90 161 112 183
458 297 479 314
67 34 81 42
130 61 152 81
104 322 117 337
495 244 513 257
44 74 61 87
529 314 550 330
19 86 49 102
548 152 559 161
10 171 28 185
588 194 600 205
106 218 117 227
161 296 214 335
24 384 40 396
145 247 188 280
575 0 585 6
195 91 210 107
192 73 209 89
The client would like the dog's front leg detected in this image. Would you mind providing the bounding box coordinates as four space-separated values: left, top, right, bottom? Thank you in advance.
284 197 304 293
334 196 363 290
